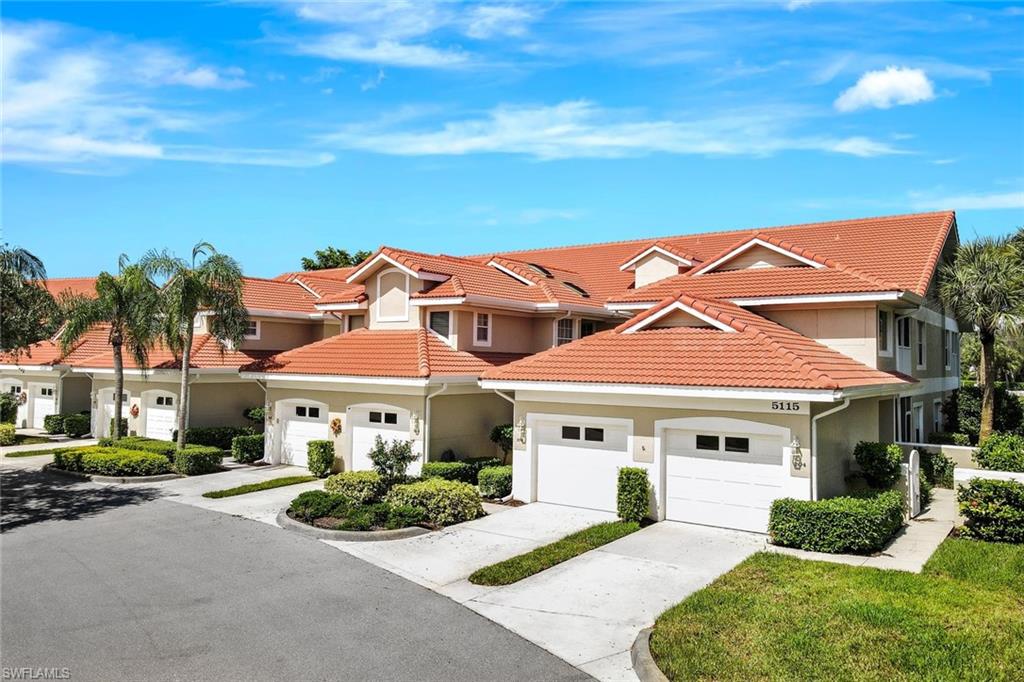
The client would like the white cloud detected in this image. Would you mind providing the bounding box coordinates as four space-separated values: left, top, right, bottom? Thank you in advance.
361 68 387 91
785 0 814 11
834 66 935 112
910 190 1024 211
1 20 328 169
321 100 905 160
294 34 468 68
931 158 958 165
465 5 536 39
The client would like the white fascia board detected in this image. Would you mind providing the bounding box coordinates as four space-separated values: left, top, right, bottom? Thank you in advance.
290 278 322 299
729 291 904 307
619 245 694 271
621 300 736 334
345 252 448 284
0 364 61 374
605 302 655 311
246 308 320 320
486 260 536 286
315 301 368 311
239 372 429 387
73 367 240 377
478 379 839 402
427 375 480 385
692 238 826 276
410 297 467 307
410 293 613 317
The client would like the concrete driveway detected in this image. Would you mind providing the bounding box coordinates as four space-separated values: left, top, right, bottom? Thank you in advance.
327 503 766 682
0 466 588 681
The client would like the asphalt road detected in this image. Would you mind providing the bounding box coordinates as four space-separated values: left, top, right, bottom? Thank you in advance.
0 467 589 682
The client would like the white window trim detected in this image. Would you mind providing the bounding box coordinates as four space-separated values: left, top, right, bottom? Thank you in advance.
473 312 492 347
619 245 694 271
943 329 952 370
916 319 927 370
691 237 826 276
375 267 411 323
912 401 924 442
428 309 454 343
933 398 943 432
244 319 261 340
878 309 893 358
553 317 576 346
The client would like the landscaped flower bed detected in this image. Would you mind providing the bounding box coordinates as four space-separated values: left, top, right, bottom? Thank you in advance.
49 439 226 478
288 490 428 531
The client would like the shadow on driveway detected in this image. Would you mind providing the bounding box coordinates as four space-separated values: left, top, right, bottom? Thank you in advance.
0 468 161 533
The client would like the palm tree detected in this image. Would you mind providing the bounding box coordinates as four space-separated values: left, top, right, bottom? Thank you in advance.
0 244 59 352
0 244 47 282
140 243 247 450
940 235 1024 440
59 258 160 439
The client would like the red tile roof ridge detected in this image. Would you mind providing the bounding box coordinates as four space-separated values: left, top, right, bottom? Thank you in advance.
449 274 467 297
416 328 431 377
620 240 702 267
484 210 954 259
913 210 957 296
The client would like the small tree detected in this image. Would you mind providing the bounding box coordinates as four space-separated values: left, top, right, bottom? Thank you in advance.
58 260 160 439
490 424 513 464
301 247 373 271
366 436 417 486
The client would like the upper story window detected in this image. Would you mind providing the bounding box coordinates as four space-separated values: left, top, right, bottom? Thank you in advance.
528 263 552 277
244 320 260 340
878 310 891 356
429 311 451 340
916 319 926 369
474 312 491 347
562 282 590 298
580 319 598 338
556 318 575 346
896 316 911 349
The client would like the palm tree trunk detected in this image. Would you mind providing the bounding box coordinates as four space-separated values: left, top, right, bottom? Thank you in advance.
175 325 194 450
979 329 996 441
112 340 124 440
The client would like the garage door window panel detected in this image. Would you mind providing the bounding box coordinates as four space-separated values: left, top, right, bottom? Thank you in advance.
584 427 604 442
696 435 719 451
725 436 750 453
561 425 581 440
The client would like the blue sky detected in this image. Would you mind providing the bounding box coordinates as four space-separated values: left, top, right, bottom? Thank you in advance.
3 1 1023 278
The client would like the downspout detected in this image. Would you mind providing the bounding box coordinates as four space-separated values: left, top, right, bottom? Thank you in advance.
423 382 449 462
810 396 850 501
55 368 69 414
251 378 270 462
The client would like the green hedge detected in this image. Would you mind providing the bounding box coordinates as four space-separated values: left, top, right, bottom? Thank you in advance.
920 448 955 488
465 457 503 480
617 467 650 522
422 461 475 483
928 431 971 446
943 387 1024 443
53 446 171 476
974 432 1024 473
853 441 903 489
306 440 335 478
173 447 223 476
769 490 905 554
0 423 15 446
288 490 425 531
231 434 264 464
478 465 513 498
63 413 90 438
385 478 483 527
43 413 66 434
289 490 349 523
172 426 253 450
0 394 16 424
958 478 1024 543
324 470 384 505
100 436 176 458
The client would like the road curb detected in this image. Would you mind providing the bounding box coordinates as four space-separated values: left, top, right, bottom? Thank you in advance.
631 627 669 682
43 465 181 484
276 509 432 542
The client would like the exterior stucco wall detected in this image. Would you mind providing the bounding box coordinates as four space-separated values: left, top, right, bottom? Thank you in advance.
761 306 878 368
240 319 320 352
60 375 91 414
718 246 809 271
429 392 512 460
634 253 680 288
366 269 423 330
812 397 882 499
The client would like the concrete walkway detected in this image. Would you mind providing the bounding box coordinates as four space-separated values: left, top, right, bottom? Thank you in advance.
767 487 957 572
0 434 97 455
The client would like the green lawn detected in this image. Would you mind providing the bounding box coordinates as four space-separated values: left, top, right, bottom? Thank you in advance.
202 476 318 499
650 539 1024 681
468 521 640 586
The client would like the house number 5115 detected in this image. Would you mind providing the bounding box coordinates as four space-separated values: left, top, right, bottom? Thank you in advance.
771 401 801 412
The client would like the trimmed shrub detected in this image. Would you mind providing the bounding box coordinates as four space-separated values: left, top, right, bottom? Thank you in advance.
928 431 971 446
173 446 223 476
172 426 253 450
0 394 17 424
231 434 264 464
80 449 171 477
0 423 15 446
617 467 651 522
43 413 66 434
243 406 266 431
920 448 955 488
422 461 475 483
366 436 417 486
324 470 384 505
109 417 128 438
334 502 427 531
974 432 1024 473
489 424 513 461
853 441 903 489
958 478 1024 543
943 387 1024 443
306 440 335 478
63 413 90 438
101 437 176 459
769 490 905 554
385 478 483 526
478 465 513 498
919 470 934 506
52 446 86 471
465 457 503 478
385 504 427 530
289 490 349 523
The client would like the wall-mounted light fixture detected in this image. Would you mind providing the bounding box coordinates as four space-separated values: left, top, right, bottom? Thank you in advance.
790 436 804 470
412 412 421 436
516 417 527 444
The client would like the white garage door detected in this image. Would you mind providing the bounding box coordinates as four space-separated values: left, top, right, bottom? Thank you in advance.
281 403 328 468
145 394 177 440
535 420 631 512
349 407 409 472
30 385 56 430
664 428 785 533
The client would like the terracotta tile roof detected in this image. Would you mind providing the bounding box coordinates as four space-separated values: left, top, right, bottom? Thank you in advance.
496 211 955 302
275 266 358 282
290 273 367 301
0 325 112 367
75 334 275 370
42 277 97 299
239 277 320 314
244 328 528 379
482 294 913 391
620 241 701 268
